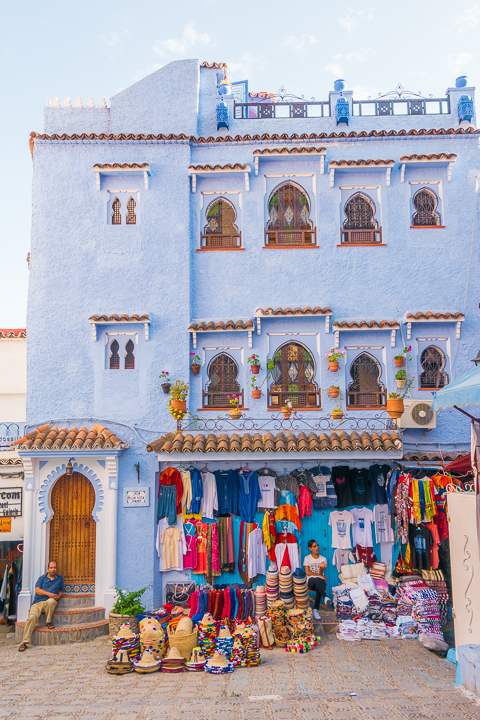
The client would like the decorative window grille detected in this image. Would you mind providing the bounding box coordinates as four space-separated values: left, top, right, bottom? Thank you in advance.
265 182 315 246
419 346 448 389
269 342 320 407
347 352 386 407
343 193 378 230
124 340 135 369
126 197 136 225
111 197 121 225
203 198 240 248
412 188 441 226
109 339 120 369
204 353 241 407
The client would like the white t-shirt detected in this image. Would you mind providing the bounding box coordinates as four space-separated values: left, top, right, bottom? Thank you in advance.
373 504 395 543
351 507 374 548
303 553 327 574
312 474 329 498
329 510 354 549
259 474 276 508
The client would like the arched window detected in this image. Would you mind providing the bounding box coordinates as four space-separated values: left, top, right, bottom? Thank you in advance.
202 198 240 248
204 353 242 407
265 182 315 246
419 346 448 389
347 352 386 408
109 340 120 369
341 192 381 245
111 197 121 225
126 196 136 225
124 340 135 369
412 188 441 226
269 342 319 407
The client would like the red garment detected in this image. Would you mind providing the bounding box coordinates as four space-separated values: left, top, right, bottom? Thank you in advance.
158 467 183 514
298 485 312 519
434 508 449 540
277 544 292 569
353 544 378 568
425 521 441 569
274 531 298 545
188 591 198 618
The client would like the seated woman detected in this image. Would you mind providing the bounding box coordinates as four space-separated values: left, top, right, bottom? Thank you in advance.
303 539 330 620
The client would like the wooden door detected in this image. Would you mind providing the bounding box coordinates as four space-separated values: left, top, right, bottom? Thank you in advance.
49 472 96 586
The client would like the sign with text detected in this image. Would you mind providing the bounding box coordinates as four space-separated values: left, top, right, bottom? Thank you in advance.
123 487 149 508
0 423 25 449
0 488 22 517
0 518 12 532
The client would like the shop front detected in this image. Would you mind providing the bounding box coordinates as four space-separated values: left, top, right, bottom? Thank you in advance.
0 453 24 623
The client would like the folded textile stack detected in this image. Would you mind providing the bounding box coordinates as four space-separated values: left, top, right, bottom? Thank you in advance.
369 562 386 581
161 647 186 673
205 651 235 675
279 567 294 609
234 623 261 667
231 636 247 667
336 620 360 641
150 607 171 629
292 569 310 610
380 592 397 625
335 589 355 619
215 626 234 660
254 586 267 617
392 615 418 639
111 623 140 662
266 568 280 607
365 592 383 621
198 613 217 659
368 621 387 640
350 587 369 613
397 581 445 648
185 646 206 672
422 579 448 626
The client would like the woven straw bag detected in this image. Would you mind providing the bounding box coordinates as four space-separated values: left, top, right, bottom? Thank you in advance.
167 626 199 659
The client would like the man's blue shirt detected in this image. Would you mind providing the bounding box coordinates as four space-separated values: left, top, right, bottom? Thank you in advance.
32 574 65 604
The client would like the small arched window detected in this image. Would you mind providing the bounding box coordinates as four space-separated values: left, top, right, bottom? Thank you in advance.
124 340 135 369
111 197 122 225
126 197 136 225
269 342 319 407
203 198 239 248
419 346 448 389
343 193 378 229
412 188 441 226
347 352 386 408
109 340 120 369
204 353 241 407
266 182 315 246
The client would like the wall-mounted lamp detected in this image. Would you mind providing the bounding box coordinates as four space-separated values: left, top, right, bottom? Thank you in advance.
472 352 480 367
134 462 140 483
65 458 75 476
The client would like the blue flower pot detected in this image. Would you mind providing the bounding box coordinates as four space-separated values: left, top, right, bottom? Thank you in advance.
218 81 232 96
455 76 468 88
334 79 347 91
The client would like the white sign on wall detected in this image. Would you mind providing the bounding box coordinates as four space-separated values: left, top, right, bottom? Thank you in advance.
0 487 22 517
0 423 25 449
123 487 150 507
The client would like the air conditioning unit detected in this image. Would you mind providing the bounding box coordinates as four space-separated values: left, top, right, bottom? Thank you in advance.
397 400 436 430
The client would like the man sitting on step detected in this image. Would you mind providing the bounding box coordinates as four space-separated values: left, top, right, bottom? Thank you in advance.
18 560 64 651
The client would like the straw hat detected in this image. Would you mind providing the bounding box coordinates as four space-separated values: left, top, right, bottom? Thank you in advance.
206 651 229 668
200 613 215 625
217 626 232 639
133 649 162 673
115 623 135 639
166 646 185 661
175 617 193 635
188 647 206 664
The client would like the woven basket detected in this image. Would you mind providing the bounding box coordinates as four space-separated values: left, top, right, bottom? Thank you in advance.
167 626 198 659
109 613 139 638
273 626 292 648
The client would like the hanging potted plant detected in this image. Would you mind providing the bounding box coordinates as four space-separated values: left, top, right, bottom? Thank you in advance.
331 405 344 420
282 400 293 419
227 394 242 420
190 353 201 375
326 385 342 399
248 354 261 374
395 368 406 388
386 392 405 419
251 376 262 400
159 371 171 394
168 380 189 419
325 348 346 372
394 346 412 368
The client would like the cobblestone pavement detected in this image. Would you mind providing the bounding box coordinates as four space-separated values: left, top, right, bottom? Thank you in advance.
0 635 478 720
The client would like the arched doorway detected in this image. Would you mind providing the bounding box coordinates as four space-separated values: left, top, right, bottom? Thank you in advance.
49 473 96 588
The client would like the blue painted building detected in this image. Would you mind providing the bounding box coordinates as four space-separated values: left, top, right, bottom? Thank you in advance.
15 60 480 620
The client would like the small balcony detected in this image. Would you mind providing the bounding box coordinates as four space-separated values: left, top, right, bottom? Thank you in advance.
202 389 245 409
200 233 242 250
346 391 386 409
264 228 317 248
267 389 321 409
340 229 383 246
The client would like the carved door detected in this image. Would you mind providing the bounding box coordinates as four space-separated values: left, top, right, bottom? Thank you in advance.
49 472 96 586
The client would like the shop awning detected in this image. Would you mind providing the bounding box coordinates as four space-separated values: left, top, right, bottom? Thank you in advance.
444 454 472 474
432 365 480 411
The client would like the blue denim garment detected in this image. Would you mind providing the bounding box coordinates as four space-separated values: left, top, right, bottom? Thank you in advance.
157 484 177 525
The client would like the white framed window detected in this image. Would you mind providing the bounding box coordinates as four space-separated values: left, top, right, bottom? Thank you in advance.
199 191 242 249
105 332 138 370
409 181 444 228
415 337 450 390
344 345 387 409
106 191 140 225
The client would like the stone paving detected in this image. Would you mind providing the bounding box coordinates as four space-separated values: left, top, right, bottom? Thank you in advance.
0 635 478 720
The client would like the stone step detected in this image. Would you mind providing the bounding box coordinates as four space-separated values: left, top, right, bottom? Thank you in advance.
15 618 109 645
57 594 95 609
36 607 106 627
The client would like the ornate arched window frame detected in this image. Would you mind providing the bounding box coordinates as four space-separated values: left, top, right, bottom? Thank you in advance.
109 339 120 369
340 190 382 245
346 351 386 408
412 186 441 227
124 339 135 369
203 352 243 408
111 196 121 225
268 341 320 408
201 196 241 249
419 345 449 389
265 180 316 247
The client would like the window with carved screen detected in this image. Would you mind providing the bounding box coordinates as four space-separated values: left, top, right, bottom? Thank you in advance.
347 352 386 408
203 198 239 248
343 193 378 229
266 182 315 246
124 340 135 369
111 197 122 225
204 353 242 407
412 188 441 226
126 196 136 225
419 345 448 389
109 339 120 369
268 342 319 407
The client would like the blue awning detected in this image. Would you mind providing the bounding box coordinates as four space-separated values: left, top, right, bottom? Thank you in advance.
432 364 480 410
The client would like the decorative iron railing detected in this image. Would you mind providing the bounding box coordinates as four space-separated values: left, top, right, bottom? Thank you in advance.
340 229 383 245
267 389 321 409
346 391 386 409
200 233 242 249
202 389 245 409
234 102 330 119
264 229 317 247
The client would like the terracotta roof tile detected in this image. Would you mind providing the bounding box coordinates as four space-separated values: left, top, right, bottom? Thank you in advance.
12 424 129 451
147 430 402 453
189 163 249 172
188 319 254 332
200 62 228 68
406 312 464 321
333 320 400 329
400 153 457 161
329 159 394 167
255 307 332 317
0 329 26 338
93 163 149 170
403 451 464 462
253 147 326 156
249 92 276 99
89 314 149 322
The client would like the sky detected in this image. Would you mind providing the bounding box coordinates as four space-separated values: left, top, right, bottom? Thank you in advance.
1 0 479 327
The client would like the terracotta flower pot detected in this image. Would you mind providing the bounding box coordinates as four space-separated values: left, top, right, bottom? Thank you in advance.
329 388 340 398
161 383 171 394
191 364 200 375
386 398 404 419
396 379 406 389
329 361 339 372
251 364 260 375
252 389 262 399
331 410 344 420
171 399 187 413
394 357 405 368
109 612 139 638
282 408 292 419
229 408 242 419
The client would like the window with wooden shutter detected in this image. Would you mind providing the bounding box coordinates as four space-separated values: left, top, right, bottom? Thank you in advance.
268 342 320 407
419 345 448 389
109 339 120 369
347 352 386 408
341 192 382 245
203 353 243 407
126 196 136 225
111 197 121 225
265 182 316 247
202 197 240 248
412 188 441 226
124 339 135 369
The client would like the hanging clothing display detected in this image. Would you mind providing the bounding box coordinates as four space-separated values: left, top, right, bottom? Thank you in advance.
214 470 239 516
332 466 354 509
157 467 183 514
180 471 193 513
200 472 218 520
373 504 395 543
247 527 267 578
237 470 261 523
329 509 354 549
257 471 277 510
351 507 374 548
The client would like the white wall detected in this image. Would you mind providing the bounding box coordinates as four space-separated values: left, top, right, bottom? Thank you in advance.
0 339 26 422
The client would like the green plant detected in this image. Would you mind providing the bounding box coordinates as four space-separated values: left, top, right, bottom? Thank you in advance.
190 353 201 365
159 371 170 381
266 358 275 372
395 368 407 380
170 380 189 400
250 376 259 390
388 392 401 399
282 400 293 410
247 354 260 366
325 385 343 399
395 346 412 362
112 586 148 616
227 394 240 408
332 405 343 412
326 348 346 363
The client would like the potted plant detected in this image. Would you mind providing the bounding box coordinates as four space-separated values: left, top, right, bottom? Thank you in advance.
168 380 189 419
386 392 405 419
282 400 293 419
326 385 342 399
109 585 147 637
331 406 344 420
325 348 346 372
190 353 201 375
227 394 242 420
395 368 406 388
394 346 412 368
251 376 262 400
248 354 261 374
159 371 171 394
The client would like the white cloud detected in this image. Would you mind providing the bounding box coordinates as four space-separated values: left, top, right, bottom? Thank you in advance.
324 48 373 77
281 34 319 54
339 17 357 35
98 29 130 58
228 52 262 80
153 23 210 58
339 8 374 36
448 52 474 75
455 4 480 31
324 63 344 76
351 84 379 100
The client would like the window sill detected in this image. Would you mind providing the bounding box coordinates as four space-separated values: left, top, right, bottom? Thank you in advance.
346 406 386 411
267 407 322 412
198 407 249 412
409 226 446 229
337 244 387 248
197 248 245 252
263 245 319 250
